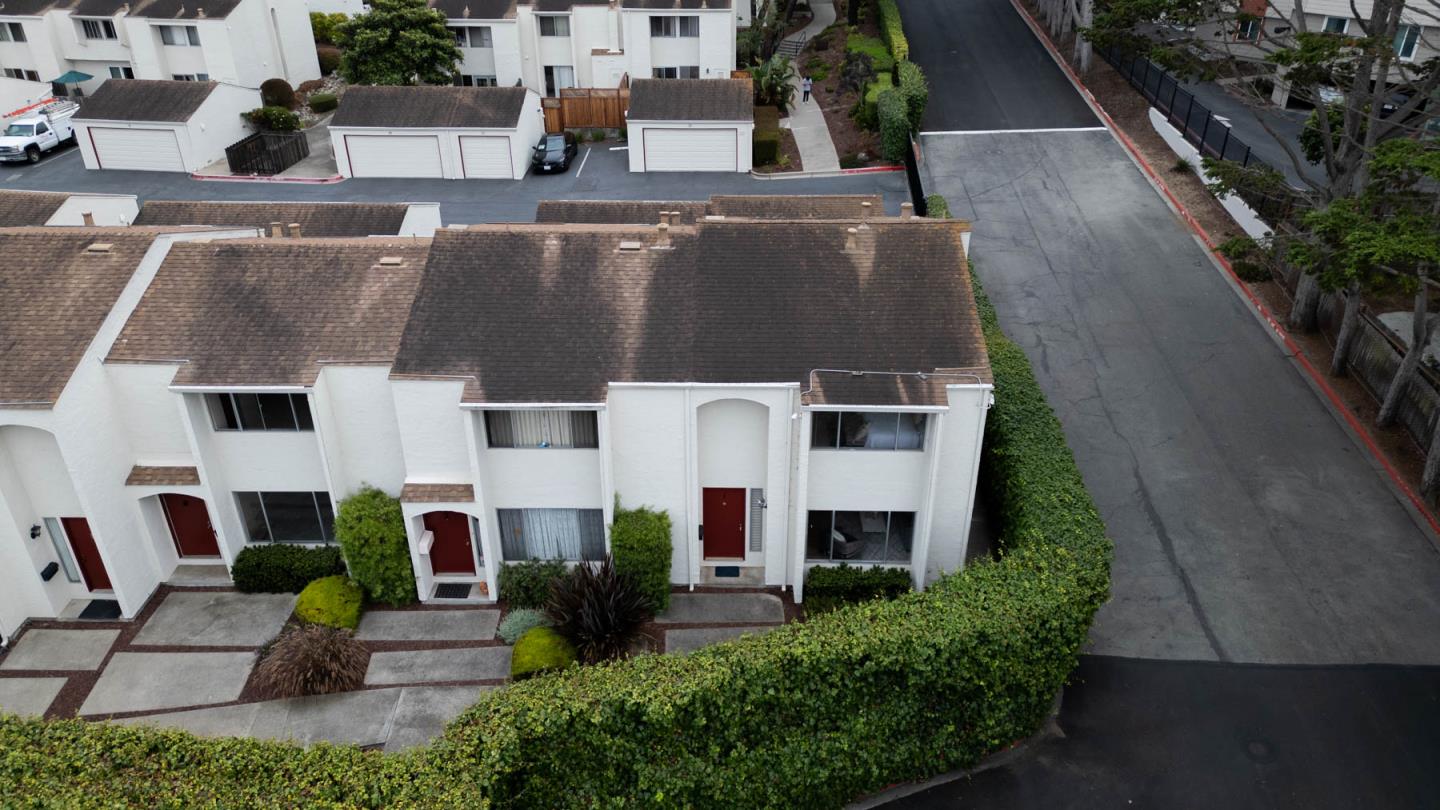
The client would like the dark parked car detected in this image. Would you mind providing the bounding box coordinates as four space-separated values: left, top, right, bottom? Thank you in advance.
531 131 578 173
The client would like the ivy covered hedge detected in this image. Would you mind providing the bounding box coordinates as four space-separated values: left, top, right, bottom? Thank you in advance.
0 256 1109 807
877 0 909 62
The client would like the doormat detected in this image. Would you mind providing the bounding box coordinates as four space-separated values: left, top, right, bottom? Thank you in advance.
434 583 472 600
78 600 121 620
714 566 741 578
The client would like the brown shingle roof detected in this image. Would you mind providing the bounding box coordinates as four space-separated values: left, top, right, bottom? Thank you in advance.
401 483 476 502
135 201 412 238
622 0 731 8
0 190 71 226
75 80 217 123
391 220 985 406
628 79 752 122
70 0 243 17
332 86 528 129
107 239 430 386
534 195 889 224
431 0 517 17
534 200 709 225
0 229 162 408
125 465 201 486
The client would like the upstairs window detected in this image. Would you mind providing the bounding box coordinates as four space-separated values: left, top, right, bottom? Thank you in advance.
207 393 314 432
1395 24 1420 59
652 66 700 78
451 25 493 48
650 15 699 37
81 18 117 40
810 411 927 450
159 24 200 46
538 15 569 36
0 22 28 42
1321 16 1349 34
108 65 134 78
456 74 499 86
485 410 599 448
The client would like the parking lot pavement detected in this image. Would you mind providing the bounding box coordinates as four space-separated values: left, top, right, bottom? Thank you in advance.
1 142 911 224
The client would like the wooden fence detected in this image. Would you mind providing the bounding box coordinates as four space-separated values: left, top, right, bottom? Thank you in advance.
542 88 629 132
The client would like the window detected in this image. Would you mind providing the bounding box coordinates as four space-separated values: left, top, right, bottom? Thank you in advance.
652 66 700 78
5 67 37 81
498 508 605 560
207 393 314 431
538 15 569 36
0 22 26 41
485 410 598 448
810 411 927 450
172 72 208 80
108 65 134 78
650 15 699 37
1395 24 1420 59
159 24 200 46
81 18 117 40
1235 17 1259 40
43 518 81 583
35 122 47 134
806 510 914 562
456 73 499 87
236 492 335 543
451 25 493 48
543 64 574 96
1322 16 1349 34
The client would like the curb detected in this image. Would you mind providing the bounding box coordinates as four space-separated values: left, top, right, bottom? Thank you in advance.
189 172 345 184
1003 0 1440 539
749 165 904 180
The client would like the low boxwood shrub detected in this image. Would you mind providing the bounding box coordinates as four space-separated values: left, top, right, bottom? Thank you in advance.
896 60 928 131
926 193 952 219
295 575 364 630
498 607 551 644
231 544 345 594
877 0 909 61
316 44 341 76
804 564 911 614
260 77 297 110
499 559 567 609
846 33 894 73
510 626 577 680
334 486 416 606
877 87 910 161
610 503 672 612
308 92 338 113
245 106 300 132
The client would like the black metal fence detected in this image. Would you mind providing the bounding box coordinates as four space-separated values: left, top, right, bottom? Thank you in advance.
224 131 309 176
905 139 929 217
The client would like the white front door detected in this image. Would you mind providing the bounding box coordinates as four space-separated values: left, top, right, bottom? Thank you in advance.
344 134 444 178
88 126 185 172
459 135 513 179
642 127 739 172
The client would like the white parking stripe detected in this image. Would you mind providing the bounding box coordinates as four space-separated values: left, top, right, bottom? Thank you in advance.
920 126 1108 135
575 147 591 177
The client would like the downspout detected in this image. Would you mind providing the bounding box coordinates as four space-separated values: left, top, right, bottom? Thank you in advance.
684 386 696 590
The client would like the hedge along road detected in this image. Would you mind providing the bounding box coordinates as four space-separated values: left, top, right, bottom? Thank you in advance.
902 0 1440 664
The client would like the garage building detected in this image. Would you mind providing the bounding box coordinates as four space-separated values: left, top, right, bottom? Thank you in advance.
73 80 259 173
626 78 754 173
329 85 545 180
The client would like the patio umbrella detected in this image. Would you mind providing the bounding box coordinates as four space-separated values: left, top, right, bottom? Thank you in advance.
48 69 93 99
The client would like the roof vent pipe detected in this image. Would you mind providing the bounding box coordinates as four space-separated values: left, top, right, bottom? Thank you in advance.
288 223 302 239
81 211 94 226
269 222 284 238
900 202 914 220
845 227 858 251
861 200 873 219
659 211 671 227
656 222 671 248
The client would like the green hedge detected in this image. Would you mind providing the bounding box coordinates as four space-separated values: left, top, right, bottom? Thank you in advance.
846 33 894 73
877 87 909 161
308 92 338 113
877 0 909 62
804 564 911 614
334 486 416 606
499 559 567 609
896 60 928 132
0 256 1110 807
295 575 364 630
610 504 672 612
853 71 893 131
753 104 781 166
231 544 346 594
925 193 952 219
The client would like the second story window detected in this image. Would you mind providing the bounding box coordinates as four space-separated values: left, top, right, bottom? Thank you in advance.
81 19 118 40
485 410 598 448
450 25 493 48
108 65 134 78
159 24 201 46
1322 16 1348 34
0 22 28 42
538 15 569 36
1395 23 1420 59
650 15 699 37
207 392 314 432
811 411 927 451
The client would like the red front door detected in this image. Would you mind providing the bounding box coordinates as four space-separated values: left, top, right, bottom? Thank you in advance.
702 488 746 559
161 494 220 557
61 517 111 592
425 511 476 575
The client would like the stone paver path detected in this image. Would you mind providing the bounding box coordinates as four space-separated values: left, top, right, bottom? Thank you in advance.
0 677 67 715
357 610 499 642
364 647 512 686
664 625 780 654
80 651 254 715
656 593 785 624
132 591 294 647
0 628 119 671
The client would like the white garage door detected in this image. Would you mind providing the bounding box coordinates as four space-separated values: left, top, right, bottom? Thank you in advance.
88 127 184 172
643 128 739 172
459 135 513 179
344 134 443 178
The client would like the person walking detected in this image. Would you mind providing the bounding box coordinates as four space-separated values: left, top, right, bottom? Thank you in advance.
802 76 812 103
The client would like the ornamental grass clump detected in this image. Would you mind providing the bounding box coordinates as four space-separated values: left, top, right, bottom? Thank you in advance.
545 555 652 664
251 625 367 699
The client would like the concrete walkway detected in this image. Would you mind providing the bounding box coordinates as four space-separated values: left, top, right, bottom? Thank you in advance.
782 0 841 173
655 593 786 624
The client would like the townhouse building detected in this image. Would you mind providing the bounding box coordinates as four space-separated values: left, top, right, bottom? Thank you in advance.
0 0 318 98
0 199 990 644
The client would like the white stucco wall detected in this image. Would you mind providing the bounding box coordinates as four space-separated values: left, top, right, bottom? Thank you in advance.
924 385 991 582
106 364 194 466
185 83 260 169
316 366 407 497
391 380 472 484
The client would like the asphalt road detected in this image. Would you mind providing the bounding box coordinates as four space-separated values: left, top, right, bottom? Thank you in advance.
895 656 1440 809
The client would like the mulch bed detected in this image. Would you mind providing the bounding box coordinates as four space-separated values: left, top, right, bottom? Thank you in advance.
754 127 805 174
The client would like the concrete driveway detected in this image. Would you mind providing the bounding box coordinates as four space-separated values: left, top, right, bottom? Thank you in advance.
903 0 1440 665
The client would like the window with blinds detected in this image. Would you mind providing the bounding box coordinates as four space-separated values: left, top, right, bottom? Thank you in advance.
485 410 599 448
497 508 605 561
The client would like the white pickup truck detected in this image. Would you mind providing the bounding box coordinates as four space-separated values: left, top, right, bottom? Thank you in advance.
0 100 78 165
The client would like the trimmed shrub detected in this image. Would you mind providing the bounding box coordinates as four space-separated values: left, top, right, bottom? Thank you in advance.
610 504 672 612
804 564 911 614
309 11 347 45
498 607 552 644
317 44 342 75
295 575 364 630
251 624 367 698
231 544 346 594
877 0 909 62
308 92 338 113
846 33 894 73
246 106 301 132
853 71 892 130
877 86 910 161
896 60 928 132
334 486 416 606
499 559 567 609
510 626 577 680
753 104 781 166
925 193 952 219
545 555 652 663
260 78 297 110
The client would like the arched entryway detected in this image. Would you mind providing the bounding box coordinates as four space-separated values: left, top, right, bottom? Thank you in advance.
423 511 479 575
0 424 112 594
696 399 769 561
158 493 219 558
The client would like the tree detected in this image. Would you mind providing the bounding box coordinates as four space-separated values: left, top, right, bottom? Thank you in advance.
336 0 461 86
751 55 798 114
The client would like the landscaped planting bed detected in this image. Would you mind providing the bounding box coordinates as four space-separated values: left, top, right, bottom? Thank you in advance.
0 253 1110 806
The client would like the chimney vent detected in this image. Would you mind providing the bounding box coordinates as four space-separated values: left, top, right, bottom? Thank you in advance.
287 222 302 239
844 227 858 251
81 211 95 226
860 201 873 219
269 222 284 238
659 211 671 227
655 222 671 248
378 256 404 266
900 202 914 219
85 242 113 253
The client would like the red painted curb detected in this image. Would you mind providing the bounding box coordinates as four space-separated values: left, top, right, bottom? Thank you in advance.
188 173 345 184
1005 0 1440 537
